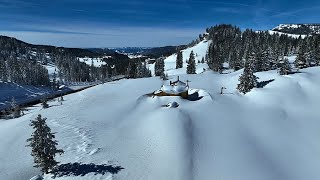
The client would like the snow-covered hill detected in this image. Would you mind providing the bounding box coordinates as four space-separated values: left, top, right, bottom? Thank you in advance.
150 40 210 76
267 30 307 39
272 24 320 35
1 62 320 180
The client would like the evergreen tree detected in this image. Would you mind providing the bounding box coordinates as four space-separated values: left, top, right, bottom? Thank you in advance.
176 50 183 69
136 61 151 78
154 58 165 76
278 57 291 75
237 53 258 94
187 51 196 74
10 97 21 118
267 47 278 70
52 72 57 90
201 57 205 63
295 41 309 69
315 47 320 66
0 59 7 82
26 114 64 174
211 46 224 73
312 36 320 66
126 61 137 78
41 98 49 109
160 72 168 80
254 50 270 72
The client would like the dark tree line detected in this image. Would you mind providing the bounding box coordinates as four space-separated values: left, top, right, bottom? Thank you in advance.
0 35 133 86
126 59 152 79
0 56 50 86
204 24 320 74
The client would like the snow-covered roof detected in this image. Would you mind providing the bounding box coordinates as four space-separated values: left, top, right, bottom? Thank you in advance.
160 83 188 95
173 80 187 86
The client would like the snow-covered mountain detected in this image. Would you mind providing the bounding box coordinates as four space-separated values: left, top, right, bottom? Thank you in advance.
272 24 320 35
108 46 186 59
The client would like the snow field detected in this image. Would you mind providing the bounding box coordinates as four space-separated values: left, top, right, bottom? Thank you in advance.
1 66 320 180
1 39 320 180
149 40 210 76
78 57 106 67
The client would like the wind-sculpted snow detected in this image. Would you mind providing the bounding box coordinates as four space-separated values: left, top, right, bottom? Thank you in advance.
1 65 320 180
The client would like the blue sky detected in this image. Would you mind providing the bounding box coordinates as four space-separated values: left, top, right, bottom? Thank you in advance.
1 0 320 47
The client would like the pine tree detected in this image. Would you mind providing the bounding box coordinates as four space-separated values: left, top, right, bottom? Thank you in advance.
201 57 205 63
52 72 57 90
295 41 309 69
312 36 320 66
237 53 258 94
315 47 320 66
154 58 165 76
176 50 183 69
187 51 196 74
126 61 137 78
41 98 49 109
160 72 168 80
27 114 64 174
0 59 7 82
10 97 21 118
254 50 270 72
278 57 291 75
211 46 223 73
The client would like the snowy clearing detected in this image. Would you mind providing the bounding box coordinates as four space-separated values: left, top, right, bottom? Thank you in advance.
78 57 106 67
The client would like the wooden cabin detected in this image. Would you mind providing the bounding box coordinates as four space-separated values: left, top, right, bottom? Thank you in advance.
153 76 189 99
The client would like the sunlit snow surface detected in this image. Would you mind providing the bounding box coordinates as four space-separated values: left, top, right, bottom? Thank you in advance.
1 40 320 180
150 40 210 76
1 65 320 180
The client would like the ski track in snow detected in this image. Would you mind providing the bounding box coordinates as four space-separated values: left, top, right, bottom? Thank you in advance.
49 110 99 162
179 109 196 180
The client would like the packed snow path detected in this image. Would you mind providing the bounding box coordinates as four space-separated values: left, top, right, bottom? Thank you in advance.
1 67 320 180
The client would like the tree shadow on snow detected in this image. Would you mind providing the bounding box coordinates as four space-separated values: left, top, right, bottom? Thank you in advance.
257 79 275 88
187 91 203 101
50 162 124 178
288 71 303 75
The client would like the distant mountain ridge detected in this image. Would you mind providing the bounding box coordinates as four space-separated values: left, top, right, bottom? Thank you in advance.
105 45 187 59
272 24 320 35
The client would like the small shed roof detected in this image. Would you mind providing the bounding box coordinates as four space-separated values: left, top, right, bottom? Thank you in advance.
160 83 188 95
